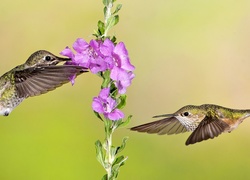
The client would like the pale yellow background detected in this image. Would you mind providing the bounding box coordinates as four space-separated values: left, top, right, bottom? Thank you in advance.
0 0 250 179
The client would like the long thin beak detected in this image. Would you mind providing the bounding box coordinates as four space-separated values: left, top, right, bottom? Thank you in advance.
50 56 71 65
57 57 71 61
152 114 175 118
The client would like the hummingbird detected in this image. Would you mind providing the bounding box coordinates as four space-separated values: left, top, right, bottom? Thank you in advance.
131 104 250 145
0 50 87 116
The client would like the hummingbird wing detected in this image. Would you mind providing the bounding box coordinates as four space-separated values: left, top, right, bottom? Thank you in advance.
14 65 87 98
185 116 230 145
131 117 188 135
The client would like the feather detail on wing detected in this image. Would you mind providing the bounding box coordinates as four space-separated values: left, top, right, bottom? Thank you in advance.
185 116 229 145
131 117 188 135
15 65 87 98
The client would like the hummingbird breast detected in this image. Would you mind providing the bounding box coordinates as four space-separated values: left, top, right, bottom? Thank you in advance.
175 116 201 131
0 81 25 116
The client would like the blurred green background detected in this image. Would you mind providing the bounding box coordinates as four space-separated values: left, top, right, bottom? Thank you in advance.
1 0 250 179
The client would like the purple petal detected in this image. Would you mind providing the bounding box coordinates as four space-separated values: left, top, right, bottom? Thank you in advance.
110 66 135 94
104 109 124 120
106 97 117 112
100 39 114 57
104 56 115 69
69 74 76 86
74 53 90 68
89 57 108 74
113 42 135 71
60 47 74 59
98 88 110 100
89 40 101 55
73 38 89 53
92 97 104 113
110 66 120 81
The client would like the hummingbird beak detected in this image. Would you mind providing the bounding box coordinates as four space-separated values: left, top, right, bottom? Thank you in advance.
50 56 71 65
57 57 71 61
153 114 175 118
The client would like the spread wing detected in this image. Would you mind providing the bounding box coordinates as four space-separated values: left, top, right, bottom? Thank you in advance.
131 117 188 135
185 116 230 145
15 65 87 98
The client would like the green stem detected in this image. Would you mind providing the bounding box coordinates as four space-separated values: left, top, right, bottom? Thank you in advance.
104 120 115 179
106 133 112 179
103 1 113 37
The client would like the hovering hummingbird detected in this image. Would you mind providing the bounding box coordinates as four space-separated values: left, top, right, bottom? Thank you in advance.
0 50 87 116
131 104 250 145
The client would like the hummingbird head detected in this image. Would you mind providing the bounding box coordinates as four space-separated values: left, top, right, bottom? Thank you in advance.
153 105 206 131
174 105 206 120
25 50 71 67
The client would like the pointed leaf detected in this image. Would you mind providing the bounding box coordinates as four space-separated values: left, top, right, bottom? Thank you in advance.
116 95 127 109
98 20 105 35
103 6 107 17
118 115 132 128
112 156 128 173
101 70 111 88
93 111 103 121
113 4 122 15
103 0 108 6
113 155 126 167
110 146 118 157
95 140 105 167
110 82 118 97
101 174 108 180
116 136 129 154
112 119 123 130
111 36 117 44
106 15 119 30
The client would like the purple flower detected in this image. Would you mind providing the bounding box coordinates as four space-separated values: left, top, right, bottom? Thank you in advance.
61 38 135 91
110 66 135 94
89 56 108 74
92 88 124 121
60 46 75 59
98 39 135 72
100 39 115 57
73 38 89 53
113 42 135 71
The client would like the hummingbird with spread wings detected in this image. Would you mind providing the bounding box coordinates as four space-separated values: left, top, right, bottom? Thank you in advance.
131 104 250 145
0 50 87 116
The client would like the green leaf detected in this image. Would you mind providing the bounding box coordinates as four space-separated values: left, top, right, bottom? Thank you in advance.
110 36 117 44
110 119 124 130
93 111 103 121
110 146 118 157
113 156 125 166
116 115 132 129
110 83 118 97
113 4 122 15
112 156 128 175
116 95 127 109
101 70 111 88
101 174 108 180
116 136 129 154
110 169 119 179
103 0 108 6
95 140 105 167
106 15 119 30
103 6 107 18
104 119 114 135
103 70 111 79
98 20 105 36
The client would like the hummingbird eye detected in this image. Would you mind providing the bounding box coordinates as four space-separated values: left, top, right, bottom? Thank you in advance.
183 112 189 117
45 56 51 61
